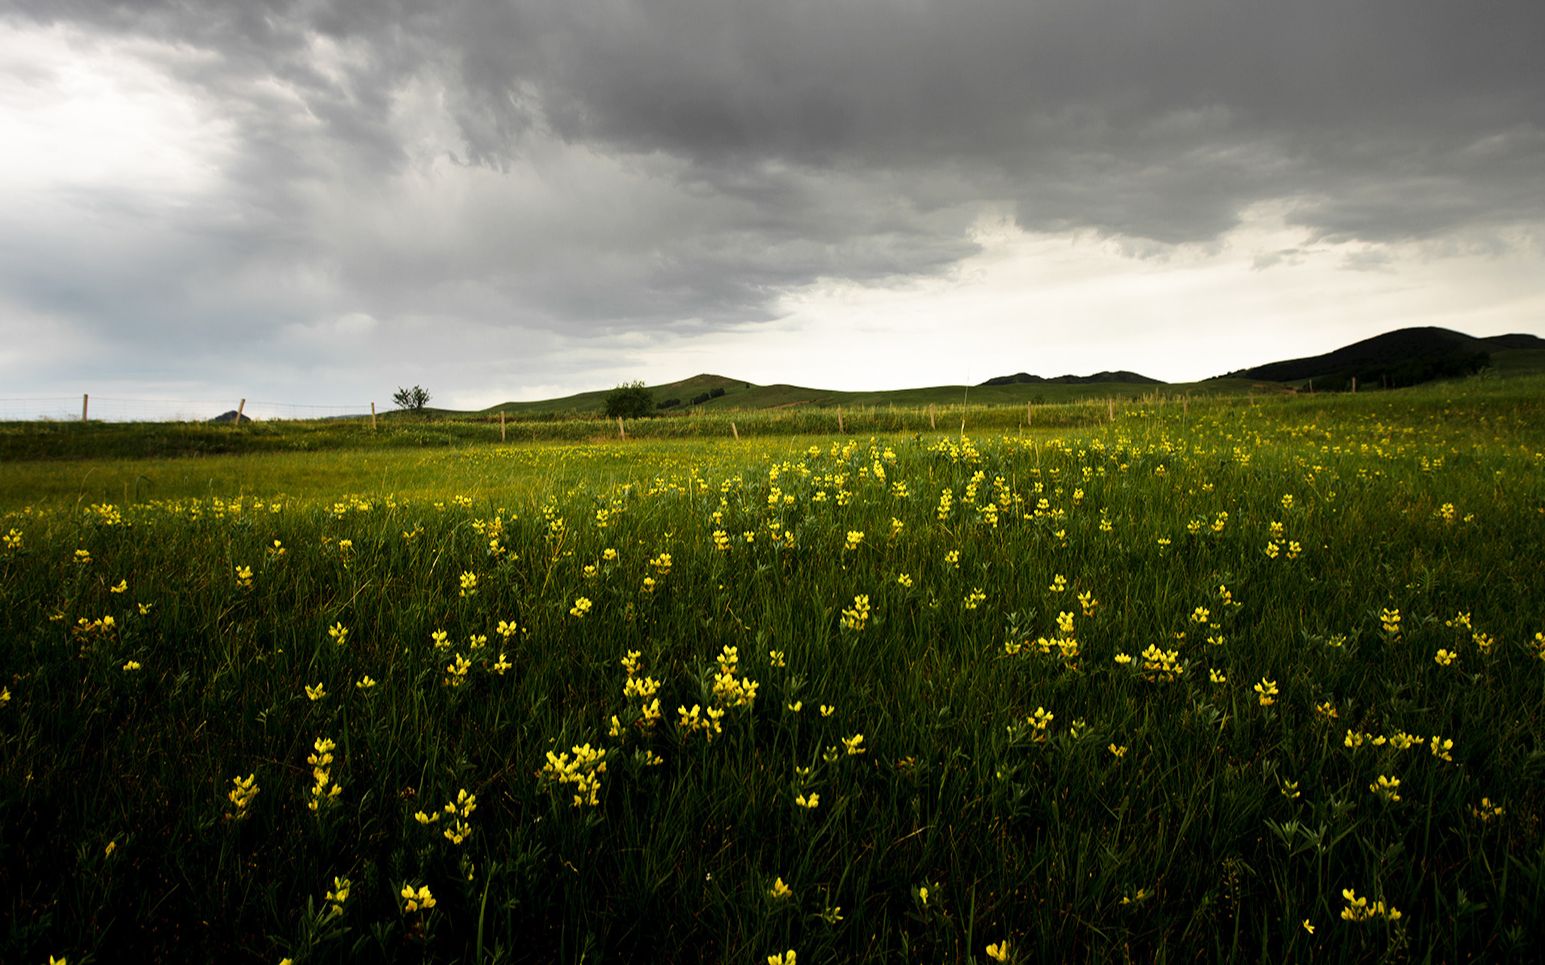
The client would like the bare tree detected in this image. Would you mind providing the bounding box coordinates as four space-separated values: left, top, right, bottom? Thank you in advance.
393 385 431 412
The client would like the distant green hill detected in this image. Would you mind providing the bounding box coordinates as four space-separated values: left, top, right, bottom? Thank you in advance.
980 370 1163 387
480 373 1269 419
1215 327 1545 389
454 326 1542 420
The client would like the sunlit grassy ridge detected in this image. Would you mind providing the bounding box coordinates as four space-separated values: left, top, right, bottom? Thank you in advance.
2 382 1544 963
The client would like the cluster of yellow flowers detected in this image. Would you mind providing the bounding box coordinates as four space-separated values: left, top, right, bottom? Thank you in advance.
1138 644 1184 682
711 645 759 709
840 594 871 632
1380 607 1402 639
86 502 124 526
1340 887 1401 922
225 773 259 822
307 737 342 813
614 650 664 737
1025 706 1054 743
677 702 726 742
1254 678 1279 707
1368 774 1402 803
400 883 436 914
443 652 471 687
441 788 477 845
70 614 117 647
541 742 608 808
323 876 351 921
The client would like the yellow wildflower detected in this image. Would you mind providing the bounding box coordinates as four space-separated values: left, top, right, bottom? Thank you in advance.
1254 678 1278 706
1369 774 1402 803
401 883 436 913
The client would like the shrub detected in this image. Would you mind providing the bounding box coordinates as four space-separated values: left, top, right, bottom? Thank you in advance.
604 381 654 419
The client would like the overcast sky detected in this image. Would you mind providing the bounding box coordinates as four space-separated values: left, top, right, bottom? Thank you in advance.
3 0 1543 416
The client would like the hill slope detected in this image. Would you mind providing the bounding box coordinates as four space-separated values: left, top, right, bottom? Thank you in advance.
1217 327 1542 389
468 326 1542 418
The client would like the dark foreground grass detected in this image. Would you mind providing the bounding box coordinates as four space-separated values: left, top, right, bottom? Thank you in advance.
2 383 1543 963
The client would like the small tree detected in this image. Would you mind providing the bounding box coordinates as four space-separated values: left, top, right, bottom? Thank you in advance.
604 381 653 419
393 385 431 413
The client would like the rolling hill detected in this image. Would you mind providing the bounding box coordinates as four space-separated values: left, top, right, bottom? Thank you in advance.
1215 327 1545 389
457 326 1542 420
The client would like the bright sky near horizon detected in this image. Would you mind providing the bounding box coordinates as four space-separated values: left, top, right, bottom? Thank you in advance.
2 1 1543 416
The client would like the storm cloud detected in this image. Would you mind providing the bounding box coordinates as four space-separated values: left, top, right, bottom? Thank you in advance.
2 0 1542 406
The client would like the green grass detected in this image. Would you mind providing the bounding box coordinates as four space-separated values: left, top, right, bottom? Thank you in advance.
2 382 1543 963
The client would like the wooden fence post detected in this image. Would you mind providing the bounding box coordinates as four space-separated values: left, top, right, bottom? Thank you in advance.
82 393 89 423
500 409 506 442
731 421 739 440
1026 401 1033 426
928 403 936 430
370 402 377 430
236 398 246 425
618 415 625 439
837 407 844 434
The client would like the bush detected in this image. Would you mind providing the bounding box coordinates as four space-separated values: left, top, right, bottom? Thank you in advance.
657 398 681 410
604 381 654 419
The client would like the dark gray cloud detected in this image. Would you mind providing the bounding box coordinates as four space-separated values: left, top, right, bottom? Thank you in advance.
2 0 1543 400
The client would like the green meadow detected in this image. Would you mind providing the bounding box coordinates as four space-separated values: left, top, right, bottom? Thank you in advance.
2 378 1543 963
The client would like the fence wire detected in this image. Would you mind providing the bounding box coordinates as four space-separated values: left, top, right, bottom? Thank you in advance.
0 396 372 423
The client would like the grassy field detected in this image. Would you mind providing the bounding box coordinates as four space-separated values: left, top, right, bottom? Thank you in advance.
2 379 1544 963
0 398 1127 465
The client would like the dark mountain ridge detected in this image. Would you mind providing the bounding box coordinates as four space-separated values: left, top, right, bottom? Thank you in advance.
980 370 1163 387
1215 327 1542 389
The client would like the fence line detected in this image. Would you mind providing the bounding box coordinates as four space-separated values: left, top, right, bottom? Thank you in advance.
0 396 371 423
